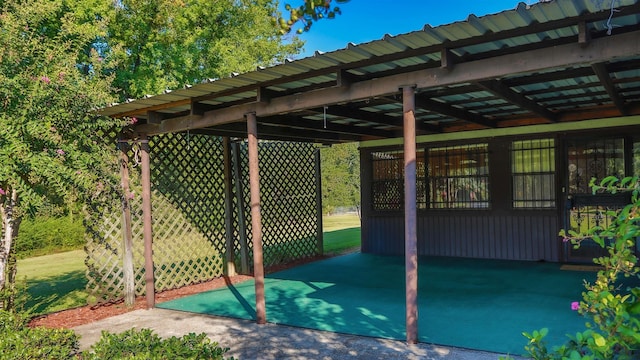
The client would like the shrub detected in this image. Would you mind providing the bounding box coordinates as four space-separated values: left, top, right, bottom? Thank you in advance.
84 328 233 360
0 310 80 359
504 176 640 360
16 216 85 257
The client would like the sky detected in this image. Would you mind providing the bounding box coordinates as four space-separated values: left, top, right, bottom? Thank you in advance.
285 0 529 59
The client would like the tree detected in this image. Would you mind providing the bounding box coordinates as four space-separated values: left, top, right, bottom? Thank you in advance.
279 0 350 34
321 143 360 215
102 0 304 100
0 0 122 309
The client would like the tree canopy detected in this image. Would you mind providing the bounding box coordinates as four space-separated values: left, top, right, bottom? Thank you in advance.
105 0 303 100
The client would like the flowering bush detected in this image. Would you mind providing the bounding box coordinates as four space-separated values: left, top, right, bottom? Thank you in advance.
505 176 640 359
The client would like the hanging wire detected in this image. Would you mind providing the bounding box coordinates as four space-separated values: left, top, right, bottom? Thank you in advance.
606 0 620 35
323 106 328 129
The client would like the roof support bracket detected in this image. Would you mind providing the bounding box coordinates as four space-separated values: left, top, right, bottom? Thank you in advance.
257 87 279 103
441 48 456 70
578 21 590 47
337 69 358 87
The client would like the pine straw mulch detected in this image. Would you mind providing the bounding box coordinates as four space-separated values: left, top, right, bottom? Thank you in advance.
29 254 330 329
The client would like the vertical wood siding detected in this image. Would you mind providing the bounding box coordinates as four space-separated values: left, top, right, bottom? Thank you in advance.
362 212 559 262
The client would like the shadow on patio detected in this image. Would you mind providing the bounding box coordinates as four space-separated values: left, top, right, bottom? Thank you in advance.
158 253 595 355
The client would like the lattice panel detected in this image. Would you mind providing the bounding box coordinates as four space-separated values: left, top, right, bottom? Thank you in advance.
84 203 126 303
85 134 320 303
234 141 320 268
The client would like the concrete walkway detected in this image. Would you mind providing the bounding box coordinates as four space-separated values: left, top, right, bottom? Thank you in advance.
73 308 523 359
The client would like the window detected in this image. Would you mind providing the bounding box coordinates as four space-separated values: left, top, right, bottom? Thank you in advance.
428 144 489 209
567 138 624 194
511 139 555 208
371 150 426 211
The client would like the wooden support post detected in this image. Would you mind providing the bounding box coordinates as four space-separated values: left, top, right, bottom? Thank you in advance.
402 85 418 344
140 134 155 309
119 141 135 307
315 149 324 256
231 142 250 274
246 112 266 324
223 137 237 276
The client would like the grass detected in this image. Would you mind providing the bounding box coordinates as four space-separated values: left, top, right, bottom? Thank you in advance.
16 250 89 314
16 213 361 315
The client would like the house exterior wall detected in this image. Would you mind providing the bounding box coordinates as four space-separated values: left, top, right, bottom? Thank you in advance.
360 119 640 263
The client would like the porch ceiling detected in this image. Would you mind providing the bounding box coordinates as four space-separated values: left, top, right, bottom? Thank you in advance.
100 0 640 144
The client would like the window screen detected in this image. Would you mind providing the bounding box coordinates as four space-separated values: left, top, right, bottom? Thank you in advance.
428 144 489 209
511 139 556 208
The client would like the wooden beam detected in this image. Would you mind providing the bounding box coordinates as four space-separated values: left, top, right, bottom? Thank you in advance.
477 79 558 122
215 122 363 143
591 62 628 115
140 134 155 309
118 141 135 307
222 137 236 277
261 114 395 139
139 30 640 135
337 69 358 87
402 85 418 345
231 142 250 274
414 94 496 128
314 149 323 256
246 112 266 325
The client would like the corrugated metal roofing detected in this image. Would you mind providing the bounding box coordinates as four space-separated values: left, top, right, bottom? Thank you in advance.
100 0 640 143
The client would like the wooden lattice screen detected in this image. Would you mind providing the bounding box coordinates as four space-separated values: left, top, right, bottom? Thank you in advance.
85 133 321 303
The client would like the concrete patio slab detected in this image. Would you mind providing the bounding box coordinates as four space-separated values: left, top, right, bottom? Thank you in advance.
73 308 524 359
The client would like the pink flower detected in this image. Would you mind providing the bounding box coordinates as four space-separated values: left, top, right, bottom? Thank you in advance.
130 117 138 125
56 149 65 156
97 57 103 62
571 301 580 311
40 76 50 84
0 188 5 196
127 191 135 200
562 237 570 243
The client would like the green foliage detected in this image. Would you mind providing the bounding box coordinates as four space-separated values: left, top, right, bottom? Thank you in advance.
513 176 640 359
321 143 360 215
84 328 232 360
279 0 349 34
16 216 85 258
0 310 80 360
104 0 303 100
0 0 123 307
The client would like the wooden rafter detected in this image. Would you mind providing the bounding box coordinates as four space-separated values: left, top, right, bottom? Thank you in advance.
133 29 640 136
323 105 441 134
591 62 628 115
414 94 496 128
477 79 558 123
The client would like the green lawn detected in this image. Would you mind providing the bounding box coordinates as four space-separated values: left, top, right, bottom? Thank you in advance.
16 213 361 315
322 213 361 254
17 250 89 314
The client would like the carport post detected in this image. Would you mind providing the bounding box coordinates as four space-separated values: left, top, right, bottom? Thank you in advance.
246 112 267 324
402 85 418 344
140 134 156 309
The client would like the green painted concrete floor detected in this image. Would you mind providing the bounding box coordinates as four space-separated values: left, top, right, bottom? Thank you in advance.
158 253 595 355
